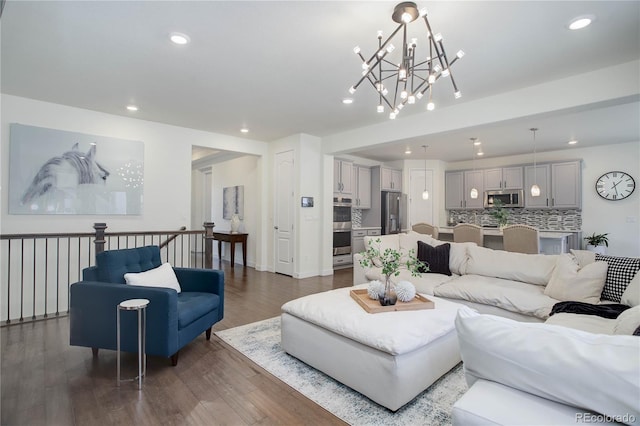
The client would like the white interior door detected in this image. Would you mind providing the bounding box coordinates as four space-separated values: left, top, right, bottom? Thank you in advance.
275 150 294 276
409 169 434 227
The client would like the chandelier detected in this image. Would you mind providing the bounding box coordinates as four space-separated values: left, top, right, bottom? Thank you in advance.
349 2 464 119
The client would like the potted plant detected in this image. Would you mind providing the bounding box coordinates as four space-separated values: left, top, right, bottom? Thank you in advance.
584 233 608 254
490 199 509 229
359 238 426 306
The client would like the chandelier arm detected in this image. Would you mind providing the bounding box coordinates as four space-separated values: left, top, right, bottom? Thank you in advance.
362 23 405 69
422 17 448 72
352 49 392 90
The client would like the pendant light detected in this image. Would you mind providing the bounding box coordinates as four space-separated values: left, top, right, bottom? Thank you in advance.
530 128 541 197
469 138 479 199
421 145 429 200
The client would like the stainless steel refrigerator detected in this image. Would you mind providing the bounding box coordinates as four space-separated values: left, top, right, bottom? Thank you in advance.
381 191 407 234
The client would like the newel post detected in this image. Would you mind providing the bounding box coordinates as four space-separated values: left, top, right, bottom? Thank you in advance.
93 223 107 257
203 222 215 269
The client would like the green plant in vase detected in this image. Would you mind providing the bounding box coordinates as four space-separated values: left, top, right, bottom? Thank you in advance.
584 232 608 254
359 238 427 306
490 199 509 228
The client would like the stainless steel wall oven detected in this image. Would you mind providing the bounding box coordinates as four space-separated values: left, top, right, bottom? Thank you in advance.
333 197 352 256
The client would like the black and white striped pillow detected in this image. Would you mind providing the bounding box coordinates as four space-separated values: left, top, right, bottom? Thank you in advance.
596 254 640 302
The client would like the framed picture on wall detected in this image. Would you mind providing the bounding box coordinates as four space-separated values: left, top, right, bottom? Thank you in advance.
8 123 144 215
223 185 244 219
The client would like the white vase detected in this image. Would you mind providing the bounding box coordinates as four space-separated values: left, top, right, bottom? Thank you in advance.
230 214 241 233
586 244 606 255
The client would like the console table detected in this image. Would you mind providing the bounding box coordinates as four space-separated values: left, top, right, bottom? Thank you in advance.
212 231 248 266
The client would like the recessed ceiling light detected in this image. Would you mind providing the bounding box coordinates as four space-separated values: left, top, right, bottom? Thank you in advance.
170 32 190 45
568 15 594 30
240 128 249 133
342 98 354 104
473 140 482 146
476 151 484 156
405 148 412 154
126 105 138 112
568 140 578 145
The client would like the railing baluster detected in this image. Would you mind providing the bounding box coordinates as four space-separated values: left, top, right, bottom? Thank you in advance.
44 239 48 318
32 239 37 320
20 240 24 322
56 238 60 316
6 240 11 324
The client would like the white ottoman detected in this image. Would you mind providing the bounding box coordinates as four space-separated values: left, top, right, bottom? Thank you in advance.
281 285 463 411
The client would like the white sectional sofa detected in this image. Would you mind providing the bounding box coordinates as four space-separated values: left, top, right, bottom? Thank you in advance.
353 231 640 424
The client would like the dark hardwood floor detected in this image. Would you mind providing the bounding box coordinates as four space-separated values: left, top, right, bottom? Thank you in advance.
1 263 354 426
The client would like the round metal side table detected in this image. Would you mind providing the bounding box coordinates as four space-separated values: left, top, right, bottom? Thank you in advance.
117 298 149 390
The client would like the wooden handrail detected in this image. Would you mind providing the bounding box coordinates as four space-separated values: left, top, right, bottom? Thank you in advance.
160 226 187 249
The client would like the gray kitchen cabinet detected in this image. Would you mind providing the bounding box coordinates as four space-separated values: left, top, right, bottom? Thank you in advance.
484 167 523 190
524 161 581 208
334 159 353 195
464 170 485 209
551 161 581 208
445 171 465 209
353 165 371 209
381 167 402 191
352 228 382 255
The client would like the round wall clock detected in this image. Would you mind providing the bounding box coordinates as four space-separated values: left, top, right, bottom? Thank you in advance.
595 171 635 201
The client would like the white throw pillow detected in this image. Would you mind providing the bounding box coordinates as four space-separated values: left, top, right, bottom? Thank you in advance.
614 306 640 335
363 234 400 267
570 249 596 268
448 242 475 276
465 245 557 286
455 307 640 424
621 271 640 307
544 254 608 304
124 263 181 293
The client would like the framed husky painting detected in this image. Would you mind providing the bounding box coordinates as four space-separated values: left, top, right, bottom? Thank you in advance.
9 124 144 215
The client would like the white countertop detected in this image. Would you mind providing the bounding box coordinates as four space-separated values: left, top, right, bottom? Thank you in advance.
438 226 573 239
352 226 382 230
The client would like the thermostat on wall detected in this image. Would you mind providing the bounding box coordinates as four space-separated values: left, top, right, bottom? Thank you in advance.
301 197 314 207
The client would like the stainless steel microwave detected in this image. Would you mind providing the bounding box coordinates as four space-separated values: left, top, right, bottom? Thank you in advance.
484 190 524 208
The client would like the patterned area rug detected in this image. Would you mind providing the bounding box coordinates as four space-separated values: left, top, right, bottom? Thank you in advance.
215 317 467 425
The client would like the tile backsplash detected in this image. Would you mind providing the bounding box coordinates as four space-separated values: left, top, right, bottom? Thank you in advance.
447 208 582 231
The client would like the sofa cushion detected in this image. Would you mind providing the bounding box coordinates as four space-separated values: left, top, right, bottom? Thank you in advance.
434 274 558 319
596 254 640 302
176 292 220 329
570 248 596 268
96 245 162 284
363 234 400 267
614 305 640 335
455 307 640 425
124 263 182 293
621 271 640 307
544 313 616 334
465 245 557 286
543 254 607 304
417 241 451 276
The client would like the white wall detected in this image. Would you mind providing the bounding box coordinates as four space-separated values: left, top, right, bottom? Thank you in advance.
207 155 259 267
446 141 640 256
1 95 270 258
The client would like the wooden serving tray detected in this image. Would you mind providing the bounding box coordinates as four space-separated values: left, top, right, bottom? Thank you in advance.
350 289 435 314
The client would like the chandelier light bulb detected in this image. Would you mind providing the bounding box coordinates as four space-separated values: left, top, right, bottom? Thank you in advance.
408 95 416 104
427 101 435 111
456 50 465 59
397 103 404 110
470 188 479 199
348 86 356 94
441 68 450 77
422 190 429 200
389 112 397 119
353 46 361 54
386 44 395 53
531 184 541 197
401 12 413 23
378 49 385 57
416 92 424 100
419 8 427 17
377 30 383 38
454 91 462 99
399 68 407 80
382 88 389 96
362 62 369 70
400 90 408 99
428 74 436 84
411 38 418 46
377 104 384 113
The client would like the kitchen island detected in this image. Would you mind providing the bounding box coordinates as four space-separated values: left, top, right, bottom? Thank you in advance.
437 226 579 254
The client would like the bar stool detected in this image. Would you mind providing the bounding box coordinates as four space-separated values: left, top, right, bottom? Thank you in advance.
117 298 149 389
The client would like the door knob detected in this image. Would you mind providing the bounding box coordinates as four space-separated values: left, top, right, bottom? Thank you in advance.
274 226 279 230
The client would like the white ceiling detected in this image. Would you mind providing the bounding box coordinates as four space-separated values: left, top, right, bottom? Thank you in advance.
1 1 639 162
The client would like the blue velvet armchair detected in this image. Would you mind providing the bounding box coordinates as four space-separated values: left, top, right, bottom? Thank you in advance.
70 245 224 366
